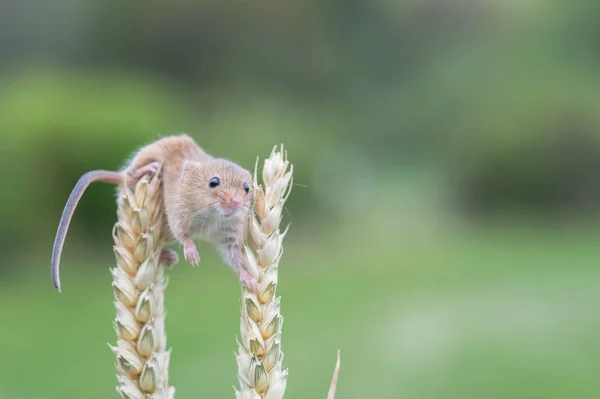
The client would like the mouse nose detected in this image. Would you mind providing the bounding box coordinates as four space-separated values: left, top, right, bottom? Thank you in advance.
229 195 242 208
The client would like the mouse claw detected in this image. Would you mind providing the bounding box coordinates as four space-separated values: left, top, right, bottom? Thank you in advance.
184 243 200 266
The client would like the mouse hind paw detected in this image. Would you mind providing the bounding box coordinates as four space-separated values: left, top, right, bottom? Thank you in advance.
159 247 179 268
132 161 162 179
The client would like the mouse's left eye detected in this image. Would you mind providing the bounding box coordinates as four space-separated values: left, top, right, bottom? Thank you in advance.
209 177 220 188
243 183 250 194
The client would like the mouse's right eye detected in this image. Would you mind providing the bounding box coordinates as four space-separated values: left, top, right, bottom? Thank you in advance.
209 177 220 188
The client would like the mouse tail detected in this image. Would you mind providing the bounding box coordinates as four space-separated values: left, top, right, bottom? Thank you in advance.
51 170 123 292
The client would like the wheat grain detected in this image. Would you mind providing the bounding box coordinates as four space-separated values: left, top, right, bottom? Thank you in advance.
235 146 293 399
111 172 174 399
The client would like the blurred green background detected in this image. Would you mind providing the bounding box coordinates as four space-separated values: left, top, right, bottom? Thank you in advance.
1 0 600 398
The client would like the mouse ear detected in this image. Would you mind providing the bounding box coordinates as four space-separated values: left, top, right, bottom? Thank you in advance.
181 161 204 183
181 160 194 182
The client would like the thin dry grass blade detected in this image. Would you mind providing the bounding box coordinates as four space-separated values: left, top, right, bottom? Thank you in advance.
327 350 341 399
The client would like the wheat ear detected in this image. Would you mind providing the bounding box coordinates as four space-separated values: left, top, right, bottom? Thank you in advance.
111 172 175 399
235 145 293 399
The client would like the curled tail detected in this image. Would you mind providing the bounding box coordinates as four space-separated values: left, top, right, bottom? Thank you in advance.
51 170 123 292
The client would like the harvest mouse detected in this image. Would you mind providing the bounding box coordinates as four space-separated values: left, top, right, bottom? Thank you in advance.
51 134 257 292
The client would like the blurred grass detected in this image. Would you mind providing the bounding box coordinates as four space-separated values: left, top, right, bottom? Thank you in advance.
1 220 599 399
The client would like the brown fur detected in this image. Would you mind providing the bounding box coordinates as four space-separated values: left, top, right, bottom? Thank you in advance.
51 134 255 292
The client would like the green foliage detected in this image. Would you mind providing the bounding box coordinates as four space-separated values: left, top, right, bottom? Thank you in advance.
0 70 189 247
442 58 600 215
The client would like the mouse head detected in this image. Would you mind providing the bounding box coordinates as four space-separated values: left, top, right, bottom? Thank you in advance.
181 159 253 220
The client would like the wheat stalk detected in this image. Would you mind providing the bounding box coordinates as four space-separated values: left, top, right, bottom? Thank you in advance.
327 350 341 399
111 172 175 399
235 145 293 399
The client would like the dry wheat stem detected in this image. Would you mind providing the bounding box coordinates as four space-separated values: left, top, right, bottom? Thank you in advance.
111 172 175 399
235 145 293 399
327 350 341 399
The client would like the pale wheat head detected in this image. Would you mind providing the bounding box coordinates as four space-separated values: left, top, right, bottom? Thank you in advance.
235 145 293 399
111 172 175 399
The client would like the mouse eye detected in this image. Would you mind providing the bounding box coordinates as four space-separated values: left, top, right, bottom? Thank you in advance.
209 177 220 188
243 183 250 194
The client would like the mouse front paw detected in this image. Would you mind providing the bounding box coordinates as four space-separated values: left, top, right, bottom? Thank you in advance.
184 242 200 266
238 269 258 292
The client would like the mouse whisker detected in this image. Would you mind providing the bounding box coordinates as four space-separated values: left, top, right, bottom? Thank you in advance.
192 201 220 217
283 205 292 217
